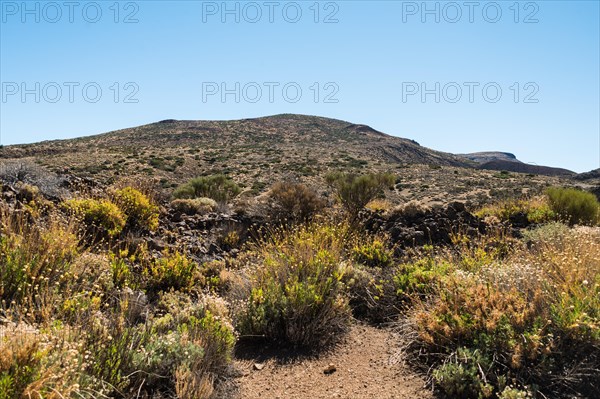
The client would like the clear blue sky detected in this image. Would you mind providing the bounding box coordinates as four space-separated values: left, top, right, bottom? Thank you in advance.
1 0 598 172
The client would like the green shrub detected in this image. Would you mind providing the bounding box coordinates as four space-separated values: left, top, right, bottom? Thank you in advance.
172 184 195 199
498 386 534 399
268 181 324 223
475 197 556 226
132 329 204 387
325 172 395 217
146 293 235 396
238 223 351 348
63 198 126 237
546 187 599 225
171 197 217 215
351 237 393 267
0 325 88 399
0 209 79 319
87 320 146 392
432 348 494 399
394 256 449 301
109 250 133 288
173 174 241 204
113 187 160 231
406 228 600 398
143 250 197 294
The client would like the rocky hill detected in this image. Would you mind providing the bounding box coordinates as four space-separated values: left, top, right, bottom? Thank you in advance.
575 168 600 181
0 114 571 206
457 151 520 164
0 114 468 183
458 151 575 177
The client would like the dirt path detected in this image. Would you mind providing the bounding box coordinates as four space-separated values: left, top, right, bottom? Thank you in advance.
227 324 434 399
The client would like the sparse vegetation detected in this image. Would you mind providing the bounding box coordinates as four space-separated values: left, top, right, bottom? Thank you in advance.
326 172 395 217
171 197 217 215
1 116 597 399
63 198 126 238
0 205 237 398
267 181 324 223
546 186 600 225
173 174 241 204
237 222 352 348
112 186 160 231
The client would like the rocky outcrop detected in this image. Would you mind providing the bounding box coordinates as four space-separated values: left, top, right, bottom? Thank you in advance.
155 208 264 263
574 168 600 181
363 202 487 249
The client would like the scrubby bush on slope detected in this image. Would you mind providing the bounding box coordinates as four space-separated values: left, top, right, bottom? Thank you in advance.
326 172 395 218
546 187 599 225
238 222 352 348
268 181 324 223
113 186 160 231
400 226 600 398
173 174 241 204
63 198 126 238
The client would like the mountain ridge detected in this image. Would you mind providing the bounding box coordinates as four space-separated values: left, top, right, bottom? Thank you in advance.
457 151 575 177
0 114 576 182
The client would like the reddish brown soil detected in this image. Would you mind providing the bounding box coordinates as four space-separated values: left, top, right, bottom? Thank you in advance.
225 324 434 399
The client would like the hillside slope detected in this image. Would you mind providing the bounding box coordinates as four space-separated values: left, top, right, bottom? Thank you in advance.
1 114 572 206
0 115 469 185
457 152 575 177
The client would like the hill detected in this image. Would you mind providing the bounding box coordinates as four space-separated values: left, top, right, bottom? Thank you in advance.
458 151 575 177
575 168 600 181
457 151 519 164
0 114 468 177
0 114 568 206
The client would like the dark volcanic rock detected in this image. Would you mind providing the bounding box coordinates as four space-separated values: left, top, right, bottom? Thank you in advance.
363 202 487 249
574 168 600 181
590 186 600 202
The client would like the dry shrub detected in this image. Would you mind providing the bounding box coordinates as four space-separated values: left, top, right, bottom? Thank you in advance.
112 186 160 231
475 196 556 226
401 226 600 398
237 222 352 348
0 206 79 321
0 324 90 399
365 198 393 212
171 197 217 215
392 200 431 219
60 253 114 321
268 181 324 223
175 366 214 399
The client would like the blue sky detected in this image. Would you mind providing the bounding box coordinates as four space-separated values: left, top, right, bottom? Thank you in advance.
1 0 598 172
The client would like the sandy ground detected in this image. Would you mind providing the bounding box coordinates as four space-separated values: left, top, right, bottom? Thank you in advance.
222 324 434 399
